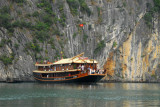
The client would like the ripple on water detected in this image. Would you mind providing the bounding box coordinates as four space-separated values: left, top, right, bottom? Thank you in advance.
0 83 160 107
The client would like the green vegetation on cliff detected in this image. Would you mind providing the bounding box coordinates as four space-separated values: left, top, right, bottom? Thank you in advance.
0 6 13 33
66 0 79 15
94 40 105 54
0 54 15 65
66 0 91 16
0 55 12 65
144 0 160 28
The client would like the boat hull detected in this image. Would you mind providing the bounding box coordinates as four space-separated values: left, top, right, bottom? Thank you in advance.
33 73 105 83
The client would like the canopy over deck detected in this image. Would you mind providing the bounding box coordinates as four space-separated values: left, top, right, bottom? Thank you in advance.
35 63 53 66
53 58 72 65
53 52 97 65
35 52 98 66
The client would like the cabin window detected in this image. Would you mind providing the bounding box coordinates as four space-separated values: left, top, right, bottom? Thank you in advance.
71 65 73 69
56 66 58 71
42 74 48 77
66 65 68 70
65 64 68 70
73 64 77 69
62 66 64 70
54 66 56 71
69 65 72 70
58 66 60 71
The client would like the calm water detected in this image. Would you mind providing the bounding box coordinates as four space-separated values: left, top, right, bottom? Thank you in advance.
0 83 160 107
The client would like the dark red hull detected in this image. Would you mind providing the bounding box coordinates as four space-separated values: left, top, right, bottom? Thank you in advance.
33 72 105 83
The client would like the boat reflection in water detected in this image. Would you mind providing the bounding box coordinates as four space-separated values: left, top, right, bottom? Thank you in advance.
33 52 106 83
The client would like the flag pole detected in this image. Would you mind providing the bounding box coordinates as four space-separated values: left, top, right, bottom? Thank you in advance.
93 32 95 71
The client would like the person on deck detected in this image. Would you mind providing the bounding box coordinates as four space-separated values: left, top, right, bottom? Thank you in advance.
90 68 92 74
92 69 95 74
97 69 100 74
81 65 84 72
54 66 56 71
93 69 95 74
78 64 82 69
88 67 90 74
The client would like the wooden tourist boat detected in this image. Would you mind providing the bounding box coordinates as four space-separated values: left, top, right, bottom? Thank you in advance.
33 53 106 83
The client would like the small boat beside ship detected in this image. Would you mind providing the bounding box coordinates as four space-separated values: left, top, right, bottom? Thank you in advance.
33 53 106 83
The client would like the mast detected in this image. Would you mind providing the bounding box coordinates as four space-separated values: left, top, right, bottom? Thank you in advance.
71 52 84 60
93 34 95 70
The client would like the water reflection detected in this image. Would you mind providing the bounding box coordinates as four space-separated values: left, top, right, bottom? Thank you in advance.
0 83 160 107
121 83 160 90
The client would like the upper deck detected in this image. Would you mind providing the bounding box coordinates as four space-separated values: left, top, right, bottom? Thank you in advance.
33 69 81 73
34 52 103 74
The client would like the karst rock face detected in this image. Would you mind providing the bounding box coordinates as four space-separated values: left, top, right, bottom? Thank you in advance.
0 0 159 82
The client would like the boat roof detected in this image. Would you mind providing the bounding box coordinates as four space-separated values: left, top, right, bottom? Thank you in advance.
35 52 98 66
53 57 97 65
53 58 72 65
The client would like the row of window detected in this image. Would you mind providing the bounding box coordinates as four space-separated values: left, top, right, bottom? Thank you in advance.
34 71 79 78
37 64 97 71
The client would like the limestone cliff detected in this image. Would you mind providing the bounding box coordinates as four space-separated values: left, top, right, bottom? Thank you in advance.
0 0 159 82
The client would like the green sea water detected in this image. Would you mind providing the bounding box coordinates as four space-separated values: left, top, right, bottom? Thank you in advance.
0 83 160 107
